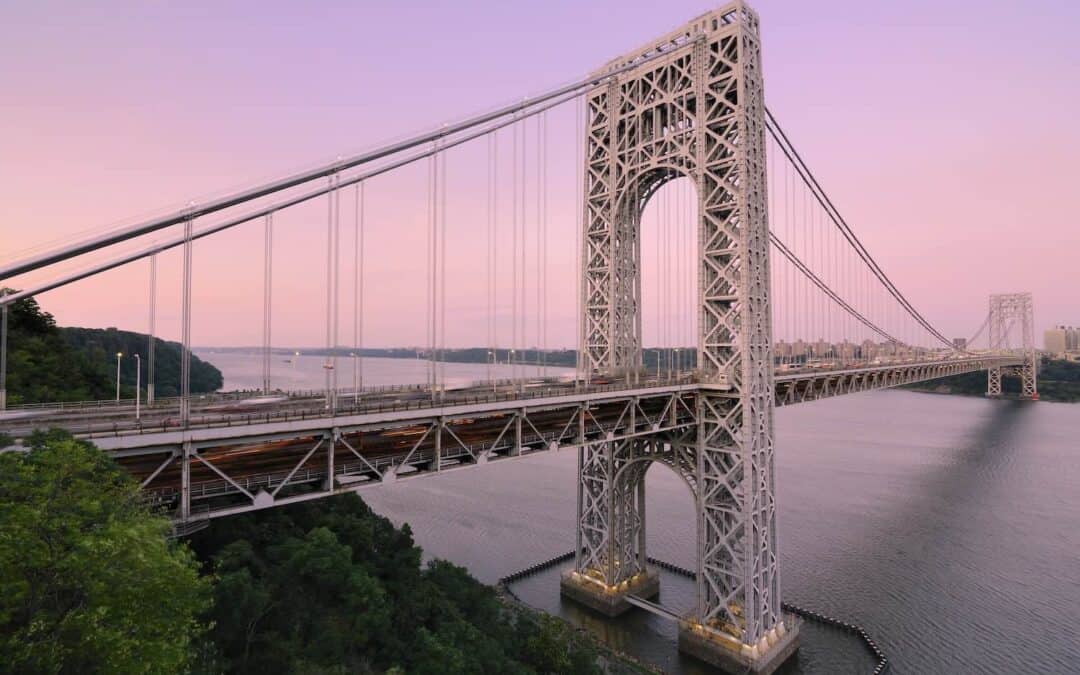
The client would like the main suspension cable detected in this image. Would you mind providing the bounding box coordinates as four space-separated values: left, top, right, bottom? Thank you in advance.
765 108 953 348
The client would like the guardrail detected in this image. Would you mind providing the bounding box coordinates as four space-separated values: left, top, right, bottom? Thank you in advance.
74 375 697 439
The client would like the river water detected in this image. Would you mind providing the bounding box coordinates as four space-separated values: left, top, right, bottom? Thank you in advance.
199 351 1080 674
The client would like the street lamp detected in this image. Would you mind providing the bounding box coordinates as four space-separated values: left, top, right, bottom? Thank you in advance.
350 352 359 405
134 353 142 420
115 352 123 402
509 349 517 393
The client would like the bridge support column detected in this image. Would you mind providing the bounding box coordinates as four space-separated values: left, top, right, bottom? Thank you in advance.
561 436 658 616
434 419 443 472
987 367 1002 397
180 441 192 522
513 411 523 456
325 429 337 490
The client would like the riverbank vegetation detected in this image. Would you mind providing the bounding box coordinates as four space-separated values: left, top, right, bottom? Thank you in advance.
0 430 210 674
905 358 1080 402
1 292 222 405
0 430 605 674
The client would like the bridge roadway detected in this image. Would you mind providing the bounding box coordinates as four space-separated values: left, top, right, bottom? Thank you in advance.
0 353 1019 522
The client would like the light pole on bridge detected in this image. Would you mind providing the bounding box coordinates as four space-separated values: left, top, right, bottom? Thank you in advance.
114 352 123 403
134 353 141 421
0 294 7 411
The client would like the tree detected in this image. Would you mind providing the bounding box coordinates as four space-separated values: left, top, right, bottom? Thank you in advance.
0 429 211 674
188 494 603 675
0 289 222 405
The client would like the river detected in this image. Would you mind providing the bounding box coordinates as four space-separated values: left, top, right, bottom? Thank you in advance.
197 350 1080 674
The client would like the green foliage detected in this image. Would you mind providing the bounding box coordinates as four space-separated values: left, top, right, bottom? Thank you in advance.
189 494 602 675
62 326 223 398
1 290 222 404
0 430 211 674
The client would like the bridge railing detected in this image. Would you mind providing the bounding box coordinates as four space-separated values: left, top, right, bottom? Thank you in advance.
75 373 698 439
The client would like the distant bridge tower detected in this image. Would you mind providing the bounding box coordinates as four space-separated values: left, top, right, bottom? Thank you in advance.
986 292 1038 399
564 2 798 672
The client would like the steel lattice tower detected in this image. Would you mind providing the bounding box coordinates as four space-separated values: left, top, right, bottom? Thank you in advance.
986 292 1038 398
565 3 796 670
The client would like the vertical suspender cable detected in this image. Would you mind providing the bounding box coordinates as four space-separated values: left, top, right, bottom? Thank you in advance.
494 132 499 383
511 119 519 385
147 253 156 405
785 155 793 360
324 175 335 411
355 181 364 403
535 115 542 378
180 211 193 426
487 133 494 386
540 110 548 375
333 173 341 403
262 213 273 394
806 173 812 354
520 120 527 387
439 147 447 397
426 151 433 396
425 145 434 395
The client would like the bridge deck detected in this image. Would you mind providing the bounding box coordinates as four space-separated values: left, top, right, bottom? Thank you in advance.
0 354 1019 522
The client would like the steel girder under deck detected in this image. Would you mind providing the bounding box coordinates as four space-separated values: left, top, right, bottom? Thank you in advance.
773 355 1023 407
104 386 698 524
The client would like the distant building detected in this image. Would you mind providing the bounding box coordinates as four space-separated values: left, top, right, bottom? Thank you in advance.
1044 325 1079 359
953 338 967 351
861 339 878 359
791 340 808 357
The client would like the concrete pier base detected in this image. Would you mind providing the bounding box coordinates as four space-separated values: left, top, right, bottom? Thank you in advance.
677 613 800 675
559 568 660 617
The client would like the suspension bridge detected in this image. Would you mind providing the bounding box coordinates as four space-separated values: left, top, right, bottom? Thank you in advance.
0 2 1039 672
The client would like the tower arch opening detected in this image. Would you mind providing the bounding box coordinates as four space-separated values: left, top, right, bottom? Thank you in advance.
636 173 699 378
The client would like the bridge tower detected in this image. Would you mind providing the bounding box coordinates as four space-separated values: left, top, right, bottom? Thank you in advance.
986 292 1038 399
563 3 798 672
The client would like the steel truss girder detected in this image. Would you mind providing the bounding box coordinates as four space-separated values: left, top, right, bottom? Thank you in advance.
773 355 1023 407
575 2 779 646
134 390 698 522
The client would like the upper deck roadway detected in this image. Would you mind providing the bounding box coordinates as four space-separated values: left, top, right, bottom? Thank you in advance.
0 353 1020 524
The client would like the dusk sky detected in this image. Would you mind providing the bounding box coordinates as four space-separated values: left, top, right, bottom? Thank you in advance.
2 0 1078 349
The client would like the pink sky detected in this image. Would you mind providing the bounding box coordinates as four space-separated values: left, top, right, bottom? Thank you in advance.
2 0 1078 349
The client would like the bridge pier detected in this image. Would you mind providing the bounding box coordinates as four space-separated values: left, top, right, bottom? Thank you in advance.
559 567 659 616
678 616 800 675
